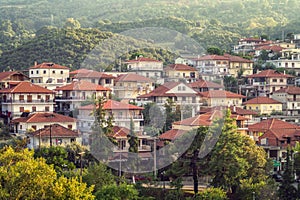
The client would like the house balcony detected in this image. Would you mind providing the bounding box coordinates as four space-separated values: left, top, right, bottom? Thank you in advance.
287 98 300 102
55 96 88 102
1 99 55 104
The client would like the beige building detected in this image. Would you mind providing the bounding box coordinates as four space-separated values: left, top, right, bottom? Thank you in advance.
123 57 164 84
164 64 199 83
27 124 80 149
0 82 55 120
225 54 253 77
114 73 154 100
245 69 295 97
55 80 111 113
0 71 30 90
198 90 245 107
272 86 300 116
243 96 282 115
11 112 77 135
29 62 70 90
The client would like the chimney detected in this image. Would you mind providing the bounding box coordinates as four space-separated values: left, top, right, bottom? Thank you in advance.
233 105 236 113
135 56 138 60
34 61 37 66
284 70 286 75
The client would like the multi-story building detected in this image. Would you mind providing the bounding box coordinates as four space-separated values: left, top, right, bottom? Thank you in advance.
191 55 229 81
77 100 144 145
55 80 111 113
29 62 70 90
27 124 80 149
188 79 224 92
70 68 115 89
137 81 202 111
243 69 295 97
0 71 30 90
225 54 253 77
272 86 300 116
0 82 55 121
198 90 245 107
164 64 199 83
11 112 77 135
123 57 164 84
243 96 282 115
114 74 154 100
233 37 267 55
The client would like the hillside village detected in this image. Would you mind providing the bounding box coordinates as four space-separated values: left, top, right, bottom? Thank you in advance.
2 33 300 176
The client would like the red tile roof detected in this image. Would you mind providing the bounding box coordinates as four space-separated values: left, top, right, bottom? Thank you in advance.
188 79 224 89
114 74 153 83
198 90 245 98
248 118 299 132
223 54 253 63
192 54 229 61
0 81 54 94
55 80 111 91
0 71 29 82
138 82 197 98
125 57 162 63
199 106 258 116
159 129 187 140
247 69 294 78
29 62 69 69
79 99 144 111
255 45 285 52
173 110 224 126
12 112 76 123
110 126 130 138
273 86 300 95
165 64 197 71
29 124 78 137
71 69 115 79
243 97 281 105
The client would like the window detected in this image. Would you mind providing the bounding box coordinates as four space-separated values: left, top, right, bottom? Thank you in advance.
27 95 32 102
32 106 36 112
182 86 186 91
280 79 283 83
20 107 24 112
60 71 63 74
105 79 110 84
20 125 22 130
178 86 181 91
37 95 41 99
68 125 73 129
19 95 24 101
43 70 46 74
31 125 37 130
52 70 55 74
92 79 95 83
272 79 277 82
72 92 75 97
45 106 50 112
146 72 149 77
182 97 186 102
292 63 295 68
31 71 33 74
36 70 39 74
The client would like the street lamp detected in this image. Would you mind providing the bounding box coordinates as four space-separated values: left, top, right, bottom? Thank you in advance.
78 151 85 180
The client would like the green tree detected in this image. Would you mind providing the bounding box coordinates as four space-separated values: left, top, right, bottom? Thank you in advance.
278 148 297 200
34 146 75 176
128 119 138 153
206 46 224 55
223 76 238 93
82 162 116 192
0 147 94 199
95 183 138 200
163 98 181 132
195 187 228 200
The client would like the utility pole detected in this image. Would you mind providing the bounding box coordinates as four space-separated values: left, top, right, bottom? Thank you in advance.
49 124 52 147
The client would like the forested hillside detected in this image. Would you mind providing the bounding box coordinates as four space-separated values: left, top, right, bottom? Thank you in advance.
1 0 300 71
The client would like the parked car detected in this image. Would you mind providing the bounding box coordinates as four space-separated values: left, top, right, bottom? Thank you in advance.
272 174 283 182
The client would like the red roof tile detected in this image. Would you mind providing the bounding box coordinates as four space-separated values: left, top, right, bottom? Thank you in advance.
198 90 245 98
199 106 258 116
71 69 115 79
255 45 284 52
243 97 281 105
173 110 224 126
0 82 54 94
29 62 69 69
125 57 162 63
110 126 130 138
192 54 229 61
0 71 29 82
273 86 300 95
223 54 253 63
159 129 187 140
248 118 299 132
165 64 197 71
188 79 224 89
12 112 76 123
138 82 197 98
247 69 294 78
79 100 143 110
55 80 111 91
114 74 153 82
29 124 78 137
